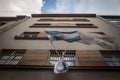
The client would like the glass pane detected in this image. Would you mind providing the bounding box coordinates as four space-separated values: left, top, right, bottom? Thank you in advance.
104 58 113 61
107 62 115 66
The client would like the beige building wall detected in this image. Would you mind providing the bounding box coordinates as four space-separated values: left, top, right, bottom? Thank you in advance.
0 15 120 50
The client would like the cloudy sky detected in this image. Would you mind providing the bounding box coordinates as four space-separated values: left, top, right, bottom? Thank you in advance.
0 0 120 16
42 0 120 15
0 0 43 16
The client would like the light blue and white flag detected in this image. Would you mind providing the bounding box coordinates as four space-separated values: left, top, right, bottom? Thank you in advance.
45 31 81 74
54 60 69 74
45 30 118 49
45 31 81 43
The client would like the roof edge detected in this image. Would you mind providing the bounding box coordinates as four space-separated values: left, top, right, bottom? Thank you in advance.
31 14 96 17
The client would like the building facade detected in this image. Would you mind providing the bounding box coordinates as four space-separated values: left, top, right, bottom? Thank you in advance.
0 14 120 80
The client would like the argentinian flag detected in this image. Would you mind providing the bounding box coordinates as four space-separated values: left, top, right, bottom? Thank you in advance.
54 60 69 74
45 31 80 74
45 31 81 43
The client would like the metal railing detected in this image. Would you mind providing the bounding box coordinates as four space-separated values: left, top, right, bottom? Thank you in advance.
49 50 76 66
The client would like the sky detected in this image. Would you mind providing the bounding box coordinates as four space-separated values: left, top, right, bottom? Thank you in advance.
42 0 120 15
0 0 120 16
0 0 43 16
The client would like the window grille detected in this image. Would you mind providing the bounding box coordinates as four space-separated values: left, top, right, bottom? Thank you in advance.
15 32 48 40
49 50 76 66
101 51 120 66
0 49 26 65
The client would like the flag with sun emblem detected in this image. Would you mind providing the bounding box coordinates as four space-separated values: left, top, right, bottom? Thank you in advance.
45 31 81 43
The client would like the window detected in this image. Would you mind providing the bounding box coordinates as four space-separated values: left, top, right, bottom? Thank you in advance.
49 50 76 66
15 32 48 40
0 49 26 65
90 32 105 35
30 23 51 28
0 22 6 26
76 24 98 28
109 19 120 26
38 19 53 21
34 23 51 26
100 16 120 27
101 51 120 66
37 18 90 22
30 23 97 28
74 19 90 21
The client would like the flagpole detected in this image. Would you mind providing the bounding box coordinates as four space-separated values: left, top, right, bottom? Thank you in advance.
61 44 70 61
50 41 61 60
44 31 61 59
51 41 70 61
